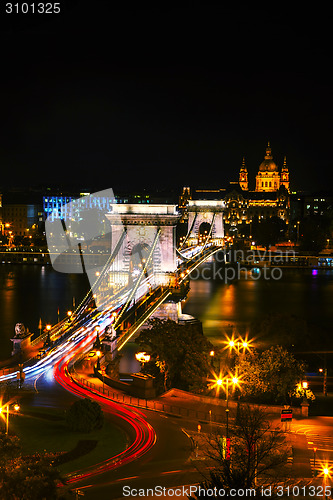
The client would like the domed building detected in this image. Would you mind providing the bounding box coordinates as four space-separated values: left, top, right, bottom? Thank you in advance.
179 142 291 239
223 142 290 236
254 142 289 192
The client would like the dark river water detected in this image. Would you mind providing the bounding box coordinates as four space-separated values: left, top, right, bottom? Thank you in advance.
1 265 332 363
182 267 333 348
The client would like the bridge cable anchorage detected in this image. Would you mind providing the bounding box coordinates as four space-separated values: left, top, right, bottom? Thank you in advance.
179 211 198 249
114 227 162 330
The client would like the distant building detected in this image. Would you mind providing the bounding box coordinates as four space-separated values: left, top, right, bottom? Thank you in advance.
43 192 117 222
179 143 291 237
1 204 43 236
303 193 333 217
251 142 290 193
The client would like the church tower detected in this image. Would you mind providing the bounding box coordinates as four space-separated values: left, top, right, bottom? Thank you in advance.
255 142 280 192
239 157 248 190
280 156 290 192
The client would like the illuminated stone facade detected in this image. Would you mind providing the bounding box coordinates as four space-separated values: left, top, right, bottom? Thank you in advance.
254 143 290 193
106 204 179 289
179 143 291 238
187 199 225 245
225 143 290 235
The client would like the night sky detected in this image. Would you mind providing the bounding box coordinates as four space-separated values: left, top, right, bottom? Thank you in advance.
1 2 332 195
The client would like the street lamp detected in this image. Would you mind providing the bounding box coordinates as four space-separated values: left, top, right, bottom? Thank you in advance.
321 465 331 499
0 402 20 434
214 375 239 439
96 350 101 371
225 335 253 356
224 376 239 439
313 447 317 470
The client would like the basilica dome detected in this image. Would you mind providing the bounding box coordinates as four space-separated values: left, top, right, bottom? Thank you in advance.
259 143 278 172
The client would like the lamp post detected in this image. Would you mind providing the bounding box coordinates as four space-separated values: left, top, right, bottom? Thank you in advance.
313 446 317 470
216 376 239 439
0 402 20 434
228 339 249 356
96 350 101 371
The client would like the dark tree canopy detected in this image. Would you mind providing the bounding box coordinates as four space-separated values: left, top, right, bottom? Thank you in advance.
66 398 104 433
235 345 305 404
190 404 289 498
0 449 62 500
135 318 214 393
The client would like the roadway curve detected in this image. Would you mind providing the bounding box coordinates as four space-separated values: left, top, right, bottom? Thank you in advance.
52 329 156 487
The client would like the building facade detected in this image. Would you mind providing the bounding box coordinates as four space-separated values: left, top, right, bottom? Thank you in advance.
180 143 291 238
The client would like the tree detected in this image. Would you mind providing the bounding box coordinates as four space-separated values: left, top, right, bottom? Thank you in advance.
0 449 64 500
66 398 104 433
235 346 305 404
190 405 289 498
135 318 214 393
0 433 21 460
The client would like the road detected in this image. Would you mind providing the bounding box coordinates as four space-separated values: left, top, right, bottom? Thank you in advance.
24 367 201 499
292 416 333 477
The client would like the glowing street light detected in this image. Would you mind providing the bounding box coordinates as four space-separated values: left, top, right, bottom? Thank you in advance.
0 402 20 434
212 374 240 439
135 352 151 363
321 465 331 499
224 335 253 356
224 376 239 438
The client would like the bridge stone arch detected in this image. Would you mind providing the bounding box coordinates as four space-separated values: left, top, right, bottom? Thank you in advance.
187 200 225 246
106 204 179 290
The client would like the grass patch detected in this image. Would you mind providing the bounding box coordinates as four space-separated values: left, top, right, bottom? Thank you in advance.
9 407 128 475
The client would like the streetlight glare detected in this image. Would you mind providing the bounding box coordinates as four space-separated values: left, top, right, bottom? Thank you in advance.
223 334 254 354
319 463 332 478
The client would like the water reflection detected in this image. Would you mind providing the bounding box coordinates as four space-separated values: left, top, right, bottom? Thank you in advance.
1 266 333 363
183 269 333 345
